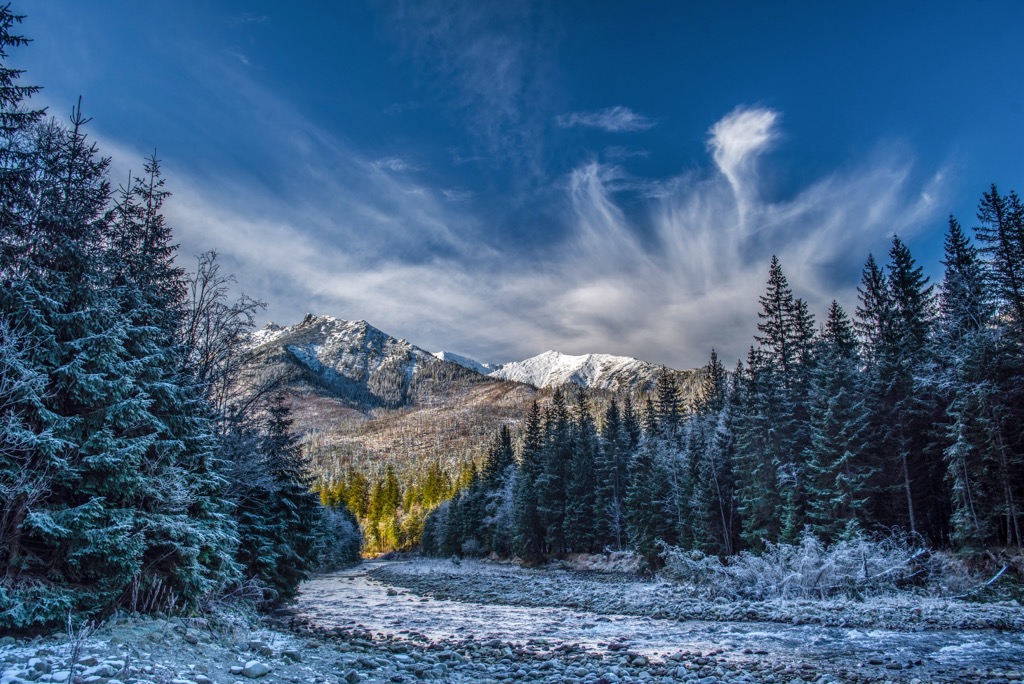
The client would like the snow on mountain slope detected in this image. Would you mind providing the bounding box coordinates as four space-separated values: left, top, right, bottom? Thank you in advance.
489 350 693 393
245 314 484 409
432 351 495 376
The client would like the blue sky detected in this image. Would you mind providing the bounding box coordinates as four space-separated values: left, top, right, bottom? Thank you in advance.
16 1 1024 368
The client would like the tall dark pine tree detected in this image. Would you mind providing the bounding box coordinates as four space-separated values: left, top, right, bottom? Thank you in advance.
733 347 784 550
803 301 874 542
855 253 901 529
596 398 630 549
937 217 999 546
234 394 320 599
512 401 545 563
654 368 682 437
0 103 166 624
976 186 1024 337
750 257 811 543
689 350 737 555
972 189 1024 545
624 436 671 571
887 236 945 539
536 389 573 555
565 393 599 552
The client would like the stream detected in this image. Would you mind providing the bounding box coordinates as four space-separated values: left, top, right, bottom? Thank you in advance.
295 561 1024 677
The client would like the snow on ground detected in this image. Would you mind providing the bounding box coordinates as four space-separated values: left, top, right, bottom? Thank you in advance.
372 558 1024 631
293 559 1024 683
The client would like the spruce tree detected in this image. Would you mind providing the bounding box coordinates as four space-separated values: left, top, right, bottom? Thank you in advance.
512 401 545 563
596 398 630 549
803 301 874 542
536 389 572 555
565 393 599 552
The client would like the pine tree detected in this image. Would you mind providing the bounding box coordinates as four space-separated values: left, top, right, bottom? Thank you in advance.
565 393 599 552
654 367 682 437
512 401 545 563
973 188 1024 545
596 398 630 549
733 348 784 550
234 395 320 599
625 436 671 571
976 185 1024 336
887 236 944 538
536 389 572 555
804 302 874 542
689 350 737 555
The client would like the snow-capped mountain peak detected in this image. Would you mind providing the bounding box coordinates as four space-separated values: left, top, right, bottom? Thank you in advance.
488 349 685 393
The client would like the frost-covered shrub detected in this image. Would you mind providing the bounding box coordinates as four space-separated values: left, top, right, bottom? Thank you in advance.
661 531 977 600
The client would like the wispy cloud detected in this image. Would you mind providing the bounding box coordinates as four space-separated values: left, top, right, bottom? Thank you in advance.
442 189 473 203
603 145 650 161
225 50 250 67
372 157 417 173
229 13 268 27
556 106 655 132
94 76 943 369
538 106 943 366
383 0 558 171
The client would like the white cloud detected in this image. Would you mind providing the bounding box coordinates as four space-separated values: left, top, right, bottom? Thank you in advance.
92 87 944 369
556 106 655 132
442 188 473 203
708 106 779 219
372 157 417 173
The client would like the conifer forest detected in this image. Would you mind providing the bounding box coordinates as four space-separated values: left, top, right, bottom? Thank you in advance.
422 217 1024 569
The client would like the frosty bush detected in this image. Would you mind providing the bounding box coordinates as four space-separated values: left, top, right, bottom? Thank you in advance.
661 531 976 600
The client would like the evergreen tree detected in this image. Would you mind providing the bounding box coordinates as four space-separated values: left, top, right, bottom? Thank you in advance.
565 393 599 552
596 398 630 549
512 401 545 563
234 395 320 599
689 350 737 555
624 436 671 571
976 185 1024 336
654 367 682 437
887 236 944 539
803 302 874 542
536 389 572 555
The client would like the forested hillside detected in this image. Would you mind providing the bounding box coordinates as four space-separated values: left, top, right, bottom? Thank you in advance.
0 9 359 630
426 214 1024 568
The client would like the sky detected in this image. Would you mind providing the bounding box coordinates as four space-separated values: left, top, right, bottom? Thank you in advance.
14 1 1024 369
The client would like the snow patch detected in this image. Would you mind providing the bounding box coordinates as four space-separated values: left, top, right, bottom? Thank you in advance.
433 350 494 375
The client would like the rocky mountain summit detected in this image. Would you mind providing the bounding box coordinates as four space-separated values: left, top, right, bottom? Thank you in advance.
489 349 699 395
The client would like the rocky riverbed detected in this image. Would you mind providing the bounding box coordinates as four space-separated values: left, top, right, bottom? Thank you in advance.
3 559 1023 684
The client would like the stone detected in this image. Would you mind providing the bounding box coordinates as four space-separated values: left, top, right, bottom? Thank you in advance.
241 661 270 679
343 671 360 684
281 650 301 663
183 634 200 645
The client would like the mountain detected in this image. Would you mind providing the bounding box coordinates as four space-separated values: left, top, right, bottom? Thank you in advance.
489 349 701 396
246 314 481 410
240 315 703 482
242 314 535 476
432 350 496 376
